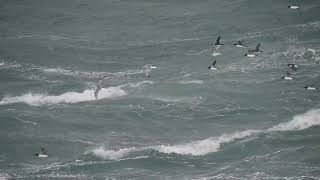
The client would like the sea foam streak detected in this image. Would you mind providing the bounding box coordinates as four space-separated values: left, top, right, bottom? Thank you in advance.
178 80 204 84
0 87 126 106
90 109 320 159
0 81 155 106
154 130 260 156
90 147 139 160
268 109 320 132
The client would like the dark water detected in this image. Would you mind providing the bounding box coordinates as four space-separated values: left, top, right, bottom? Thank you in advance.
0 0 320 179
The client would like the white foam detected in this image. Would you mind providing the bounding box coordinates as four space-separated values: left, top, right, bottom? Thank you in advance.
42 68 74 75
178 80 204 84
268 109 320 132
89 147 139 160
154 130 261 156
0 173 9 180
0 87 126 106
212 52 221 56
90 109 320 159
0 61 21 69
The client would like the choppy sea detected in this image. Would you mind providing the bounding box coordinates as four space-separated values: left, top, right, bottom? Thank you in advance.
0 0 320 179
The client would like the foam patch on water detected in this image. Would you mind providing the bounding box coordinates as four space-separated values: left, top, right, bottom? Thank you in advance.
268 109 320 132
212 52 221 56
154 130 260 156
89 147 139 160
0 61 22 70
90 109 320 159
178 80 204 84
0 173 10 180
0 87 126 106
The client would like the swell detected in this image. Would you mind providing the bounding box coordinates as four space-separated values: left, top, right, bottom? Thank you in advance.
88 109 320 160
0 81 153 106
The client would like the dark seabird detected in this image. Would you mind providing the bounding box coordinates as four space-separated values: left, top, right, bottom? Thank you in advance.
288 64 298 71
304 86 317 90
34 147 48 158
233 40 246 48
245 50 257 57
211 36 223 48
208 60 219 70
254 43 262 53
282 71 293 80
288 5 299 9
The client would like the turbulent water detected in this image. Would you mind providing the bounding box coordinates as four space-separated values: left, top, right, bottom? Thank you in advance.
1 0 320 179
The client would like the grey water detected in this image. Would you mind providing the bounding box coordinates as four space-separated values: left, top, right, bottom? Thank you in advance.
0 0 320 179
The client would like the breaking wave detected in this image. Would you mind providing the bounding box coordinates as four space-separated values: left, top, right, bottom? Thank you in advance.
0 87 126 106
268 109 320 132
89 147 139 160
0 80 155 106
154 130 260 156
89 109 320 159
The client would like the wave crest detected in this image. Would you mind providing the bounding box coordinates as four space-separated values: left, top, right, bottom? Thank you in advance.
89 109 320 159
0 87 126 106
154 130 260 156
89 147 138 160
268 109 320 132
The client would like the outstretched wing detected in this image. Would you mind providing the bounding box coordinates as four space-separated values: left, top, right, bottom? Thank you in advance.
212 60 217 66
256 43 261 51
216 36 221 44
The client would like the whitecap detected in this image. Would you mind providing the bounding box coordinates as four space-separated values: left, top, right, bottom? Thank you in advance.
268 109 320 132
89 109 320 159
89 147 139 160
0 87 126 106
154 130 260 156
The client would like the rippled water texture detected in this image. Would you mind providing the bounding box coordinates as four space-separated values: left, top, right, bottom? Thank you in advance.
0 0 320 179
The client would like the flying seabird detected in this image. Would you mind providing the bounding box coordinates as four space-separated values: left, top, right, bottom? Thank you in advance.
34 147 48 158
288 5 300 9
282 71 293 80
211 36 223 48
208 60 219 70
245 50 257 57
288 64 298 71
233 40 246 48
304 86 317 90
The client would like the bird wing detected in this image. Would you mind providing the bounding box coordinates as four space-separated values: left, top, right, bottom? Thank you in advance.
216 36 221 44
256 43 261 51
212 60 217 66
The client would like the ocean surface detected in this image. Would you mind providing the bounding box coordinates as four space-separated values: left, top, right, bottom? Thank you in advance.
0 0 320 179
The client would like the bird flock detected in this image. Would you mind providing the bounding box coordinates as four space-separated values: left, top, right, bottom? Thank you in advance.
207 4 317 91
34 3 318 158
